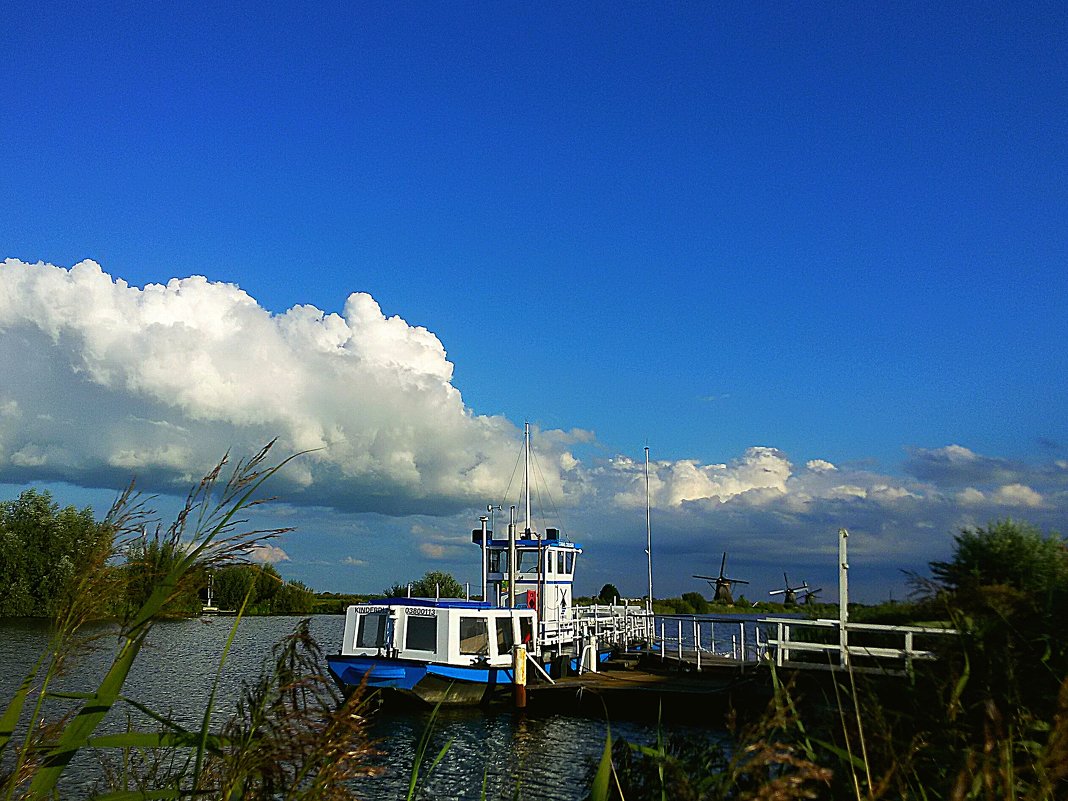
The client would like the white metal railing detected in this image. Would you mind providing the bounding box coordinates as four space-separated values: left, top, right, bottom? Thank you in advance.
649 615 771 670
764 617 958 672
540 603 654 650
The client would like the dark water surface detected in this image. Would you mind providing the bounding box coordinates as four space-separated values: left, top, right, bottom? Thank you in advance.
0 616 724 800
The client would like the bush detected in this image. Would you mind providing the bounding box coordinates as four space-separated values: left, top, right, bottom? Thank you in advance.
0 489 111 617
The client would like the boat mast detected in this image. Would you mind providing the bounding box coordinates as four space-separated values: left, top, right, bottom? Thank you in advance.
645 446 653 614
524 422 532 536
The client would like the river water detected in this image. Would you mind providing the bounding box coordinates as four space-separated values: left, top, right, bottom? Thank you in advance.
0 615 734 800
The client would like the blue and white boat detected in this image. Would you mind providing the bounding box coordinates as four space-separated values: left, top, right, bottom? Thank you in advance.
327 424 652 705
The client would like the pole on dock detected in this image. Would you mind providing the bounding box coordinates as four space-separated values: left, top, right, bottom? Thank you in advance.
513 645 527 709
479 514 489 602
508 506 517 609
839 528 850 667
645 446 654 617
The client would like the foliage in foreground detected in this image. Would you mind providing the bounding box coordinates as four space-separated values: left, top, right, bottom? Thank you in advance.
0 445 378 800
589 518 1068 800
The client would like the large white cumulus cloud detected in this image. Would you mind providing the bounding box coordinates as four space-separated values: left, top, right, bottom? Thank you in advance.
0 259 578 512
2 257 1064 580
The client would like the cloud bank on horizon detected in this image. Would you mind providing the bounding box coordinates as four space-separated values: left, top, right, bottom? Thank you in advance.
1 258 1065 581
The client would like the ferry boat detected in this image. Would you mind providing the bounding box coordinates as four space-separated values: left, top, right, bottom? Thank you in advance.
327 425 652 705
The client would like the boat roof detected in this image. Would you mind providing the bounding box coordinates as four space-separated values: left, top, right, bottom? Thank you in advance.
485 538 583 549
363 597 497 610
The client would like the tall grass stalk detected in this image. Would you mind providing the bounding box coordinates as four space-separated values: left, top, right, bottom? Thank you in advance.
0 444 380 800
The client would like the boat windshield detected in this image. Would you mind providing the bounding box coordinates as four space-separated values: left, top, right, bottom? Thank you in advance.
459 616 489 655
356 611 388 648
517 550 539 573
495 617 514 653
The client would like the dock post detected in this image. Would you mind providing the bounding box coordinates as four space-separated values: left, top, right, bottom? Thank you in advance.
513 645 527 709
839 528 850 668
695 619 701 671
660 620 665 662
677 619 683 661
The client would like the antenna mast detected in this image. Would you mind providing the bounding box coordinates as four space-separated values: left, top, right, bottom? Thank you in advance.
524 422 532 535
645 446 653 614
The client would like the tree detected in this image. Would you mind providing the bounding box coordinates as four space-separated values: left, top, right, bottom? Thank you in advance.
212 564 259 611
929 518 1068 597
0 489 110 617
385 570 465 599
681 591 710 614
926 518 1068 740
211 563 314 615
598 583 621 604
125 535 205 617
273 579 315 615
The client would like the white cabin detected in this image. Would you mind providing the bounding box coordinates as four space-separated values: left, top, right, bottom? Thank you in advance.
339 599 538 667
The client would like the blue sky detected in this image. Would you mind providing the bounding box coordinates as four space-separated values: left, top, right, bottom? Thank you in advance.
2 2 1066 602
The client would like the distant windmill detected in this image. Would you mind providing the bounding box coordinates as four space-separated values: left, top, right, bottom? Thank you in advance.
694 552 749 605
769 573 821 606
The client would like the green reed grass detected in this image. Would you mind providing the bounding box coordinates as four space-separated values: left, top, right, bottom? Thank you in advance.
0 444 381 800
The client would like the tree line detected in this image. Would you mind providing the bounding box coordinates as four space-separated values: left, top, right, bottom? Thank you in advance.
0 488 313 618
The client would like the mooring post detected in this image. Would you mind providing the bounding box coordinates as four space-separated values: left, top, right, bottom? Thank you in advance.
695 619 701 671
513 644 527 709
660 620 665 662
839 528 850 668
677 619 682 661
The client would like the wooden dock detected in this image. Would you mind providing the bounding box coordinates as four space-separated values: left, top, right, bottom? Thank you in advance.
524 653 771 720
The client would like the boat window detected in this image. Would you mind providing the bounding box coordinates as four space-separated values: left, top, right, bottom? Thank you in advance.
488 550 504 573
546 551 554 573
519 616 534 646
405 616 437 652
557 552 565 574
459 617 489 655
495 617 514 653
565 552 574 574
356 612 388 648
517 550 539 573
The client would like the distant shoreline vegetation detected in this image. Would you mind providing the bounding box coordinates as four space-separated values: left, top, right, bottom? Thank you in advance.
0 488 316 619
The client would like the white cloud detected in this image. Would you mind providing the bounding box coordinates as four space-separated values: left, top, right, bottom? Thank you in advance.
419 542 447 559
806 459 837 473
3 259 1067 601
0 259 570 513
613 446 792 508
248 544 290 563
828 484 867 499
990 483 1042 507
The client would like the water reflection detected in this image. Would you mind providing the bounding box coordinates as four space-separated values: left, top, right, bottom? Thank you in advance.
0 616 724 800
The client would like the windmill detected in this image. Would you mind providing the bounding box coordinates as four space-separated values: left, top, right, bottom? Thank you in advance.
694 552 749 605
769 573 821 606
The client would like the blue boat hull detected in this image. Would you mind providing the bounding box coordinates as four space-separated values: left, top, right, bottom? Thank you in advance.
327 654 519 706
